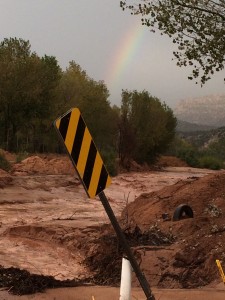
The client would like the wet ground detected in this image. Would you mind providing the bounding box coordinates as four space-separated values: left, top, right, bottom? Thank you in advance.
0 154 224 299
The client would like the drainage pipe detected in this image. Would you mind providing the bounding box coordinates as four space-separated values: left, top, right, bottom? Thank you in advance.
120 257 132 300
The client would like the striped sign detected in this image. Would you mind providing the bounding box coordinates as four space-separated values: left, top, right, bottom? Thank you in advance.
54 108 111 198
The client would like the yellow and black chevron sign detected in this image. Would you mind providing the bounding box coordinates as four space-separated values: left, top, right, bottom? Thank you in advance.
54 108 111 198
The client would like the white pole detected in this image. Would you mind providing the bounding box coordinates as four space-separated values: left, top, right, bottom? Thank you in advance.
119 257 132 300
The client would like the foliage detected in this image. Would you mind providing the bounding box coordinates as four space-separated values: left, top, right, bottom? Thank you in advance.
177 140 199 167
0 39 118 161
16 152 29 163
55 61 119 169
0 152 11 171
198 155 224 170
120 0 225 84
0 37 179 172
169 135 224 169
206 136 225 161
0 38 62 152
100 147 118 176
119 90 177 166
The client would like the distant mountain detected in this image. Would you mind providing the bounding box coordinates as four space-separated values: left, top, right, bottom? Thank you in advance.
176 120 216 132
174 94 225 127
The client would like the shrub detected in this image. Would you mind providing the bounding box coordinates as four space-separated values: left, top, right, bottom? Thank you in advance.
178 148 199 167
175 140 199 167
198 155 224 170
101 148 118 177
16 152 28 163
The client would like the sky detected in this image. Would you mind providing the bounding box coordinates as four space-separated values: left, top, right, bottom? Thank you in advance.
0 0 224 108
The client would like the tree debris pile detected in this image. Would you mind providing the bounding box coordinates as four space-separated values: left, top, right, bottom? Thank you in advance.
84 224 176 286
84 232 122 286
123 224 175 247
0 266 82 295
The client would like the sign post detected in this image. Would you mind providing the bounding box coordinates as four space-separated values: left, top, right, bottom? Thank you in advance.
54 108 155 300
98 191 155 300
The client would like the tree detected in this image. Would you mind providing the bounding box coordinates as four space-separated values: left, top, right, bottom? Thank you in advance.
56 61 119 174
120 0 225 84
119 90 177 167
56 61 118 149
0 38 62 152
55 61 89 113
29 54 62 152
118 91 136 166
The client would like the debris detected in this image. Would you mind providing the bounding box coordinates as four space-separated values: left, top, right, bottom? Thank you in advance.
0 266 83 295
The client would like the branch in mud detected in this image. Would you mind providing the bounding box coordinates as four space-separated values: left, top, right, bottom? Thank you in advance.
53 211 77 220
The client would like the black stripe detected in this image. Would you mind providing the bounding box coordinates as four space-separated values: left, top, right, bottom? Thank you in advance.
71 115 86 165
59 112 71 141
96 165 108 195
83 141 97 190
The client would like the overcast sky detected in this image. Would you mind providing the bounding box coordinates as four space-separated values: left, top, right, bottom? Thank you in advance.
0 0 224 108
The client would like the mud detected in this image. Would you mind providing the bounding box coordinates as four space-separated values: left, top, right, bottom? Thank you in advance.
0 154 224 298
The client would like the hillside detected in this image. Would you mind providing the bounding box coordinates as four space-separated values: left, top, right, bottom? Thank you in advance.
174 94 225 127
176 119 216 132
177 126 225 149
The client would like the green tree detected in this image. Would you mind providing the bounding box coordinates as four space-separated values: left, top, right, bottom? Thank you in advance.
205 136 225 161
119 90 177 166
0 38 32 150
56 61 118 148
29 55 62 152
55 61 89 113
120 0 225 84
56 61 119 174
170 137 199 166
0 38 61 152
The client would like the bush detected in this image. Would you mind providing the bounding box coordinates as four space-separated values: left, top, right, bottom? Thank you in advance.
168 135 225 170
198 155 224 170
0 152 11 171
101 148 118 177
168 137 199 167
178 148 199 167
16 152 28 163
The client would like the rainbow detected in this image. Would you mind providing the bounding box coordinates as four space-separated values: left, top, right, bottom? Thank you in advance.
105 22 146 96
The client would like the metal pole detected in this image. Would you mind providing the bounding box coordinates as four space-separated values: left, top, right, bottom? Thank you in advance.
98 191 155 300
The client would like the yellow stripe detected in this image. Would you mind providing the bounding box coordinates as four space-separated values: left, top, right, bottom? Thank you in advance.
76 127 92 178
55 119 61 129
106 175 112 188
88 152 103 198
64 109 80 153
216 260 225 282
